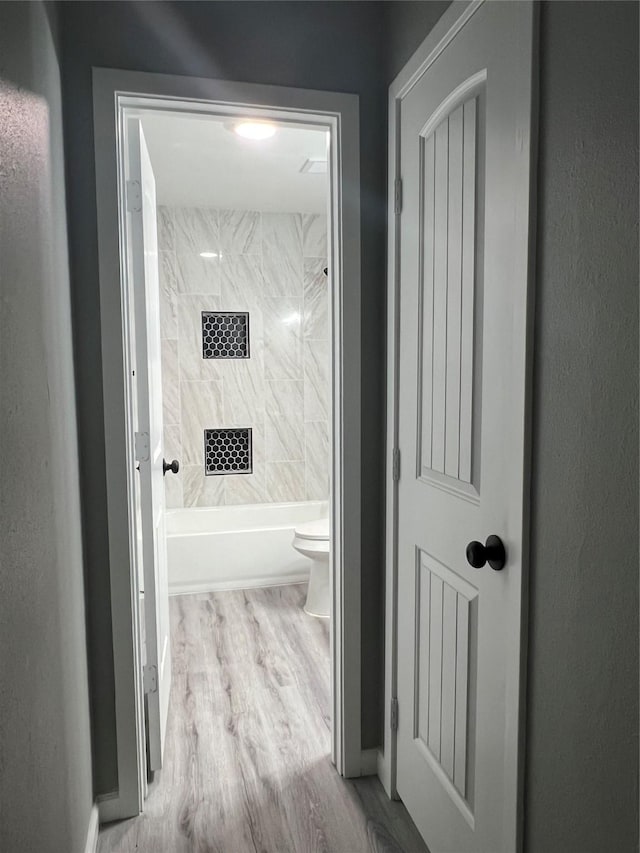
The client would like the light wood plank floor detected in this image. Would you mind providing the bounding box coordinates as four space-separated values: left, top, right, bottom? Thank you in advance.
99 585 427 853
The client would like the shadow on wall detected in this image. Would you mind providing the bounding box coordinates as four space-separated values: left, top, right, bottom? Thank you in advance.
0 2 94 851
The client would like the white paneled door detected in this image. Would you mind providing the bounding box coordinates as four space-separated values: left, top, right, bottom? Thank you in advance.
127 120 172 774
394 3 535 851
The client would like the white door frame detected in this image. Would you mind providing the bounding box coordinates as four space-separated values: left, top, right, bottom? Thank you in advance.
380 0 538 815
92 67 362 822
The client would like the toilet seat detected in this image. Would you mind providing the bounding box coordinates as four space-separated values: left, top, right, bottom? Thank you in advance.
293 518 329 542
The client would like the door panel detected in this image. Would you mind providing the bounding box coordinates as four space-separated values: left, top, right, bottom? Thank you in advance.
415 551 478 813
419 88 483 497
128 119 172 774
395 3 535 851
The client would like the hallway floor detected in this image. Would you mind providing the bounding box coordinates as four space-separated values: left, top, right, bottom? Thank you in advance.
98 585 427 853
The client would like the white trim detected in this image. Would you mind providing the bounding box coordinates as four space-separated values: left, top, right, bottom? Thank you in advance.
509 7 540 846
83 803 99 853
381 0 538 814
93 74 147 821
418 69 486 140
168 573 310 596
390 0 483 101
515 8 540 847
93 67 362 820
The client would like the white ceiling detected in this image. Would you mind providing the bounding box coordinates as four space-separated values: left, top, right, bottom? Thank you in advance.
141 113 329 213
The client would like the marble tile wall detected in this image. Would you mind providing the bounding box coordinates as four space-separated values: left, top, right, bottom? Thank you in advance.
158 205 330 508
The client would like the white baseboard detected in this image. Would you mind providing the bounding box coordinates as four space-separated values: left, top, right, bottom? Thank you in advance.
169 571 310 596
360 748 379 777
84 803 99 853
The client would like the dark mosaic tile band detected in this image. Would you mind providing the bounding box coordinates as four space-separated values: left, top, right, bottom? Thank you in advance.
204 427 252 475
202 311 250 359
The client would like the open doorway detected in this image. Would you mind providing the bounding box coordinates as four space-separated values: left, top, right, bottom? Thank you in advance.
135 108 334 779
145 113 333 593
92 70 363 825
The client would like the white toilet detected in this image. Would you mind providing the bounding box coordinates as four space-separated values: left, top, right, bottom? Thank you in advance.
292 518 330 618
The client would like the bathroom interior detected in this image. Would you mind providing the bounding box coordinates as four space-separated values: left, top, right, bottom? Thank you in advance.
142 110 333 786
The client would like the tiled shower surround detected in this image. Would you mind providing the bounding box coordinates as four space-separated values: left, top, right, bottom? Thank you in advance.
158 206 330 508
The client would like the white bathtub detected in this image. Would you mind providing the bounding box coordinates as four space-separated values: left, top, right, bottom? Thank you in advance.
165 500 329 595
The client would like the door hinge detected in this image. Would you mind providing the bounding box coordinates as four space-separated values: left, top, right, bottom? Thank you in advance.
134 431 150 463
394 177 403 215
143 664 158 695
390 697 399 732
126 179 142 213
392 447 401 482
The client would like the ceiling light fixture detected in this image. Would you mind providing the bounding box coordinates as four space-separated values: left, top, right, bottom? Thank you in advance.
234 121 277 141
199 251 220 259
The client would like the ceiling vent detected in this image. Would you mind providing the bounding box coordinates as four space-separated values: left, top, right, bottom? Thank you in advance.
300 158 327 174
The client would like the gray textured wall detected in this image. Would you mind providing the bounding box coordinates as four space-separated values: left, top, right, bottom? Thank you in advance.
385 0 452 82
0 3 94 851
525 3 638 851
58 0 388 792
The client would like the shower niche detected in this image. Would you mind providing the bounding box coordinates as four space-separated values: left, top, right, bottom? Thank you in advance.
204 427 253 476
201 311 250 360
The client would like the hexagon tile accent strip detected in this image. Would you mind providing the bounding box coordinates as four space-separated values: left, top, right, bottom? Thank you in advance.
202 311 250 359
204 427 253 476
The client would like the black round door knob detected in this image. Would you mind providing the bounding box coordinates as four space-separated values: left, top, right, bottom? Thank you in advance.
163 458 180 476
465 535 506 571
